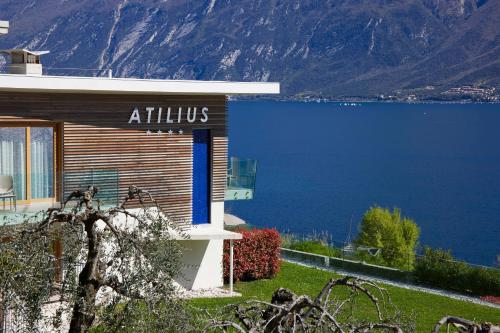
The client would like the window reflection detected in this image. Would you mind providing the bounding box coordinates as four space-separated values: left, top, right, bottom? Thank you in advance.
0 128 27 200
0 127 55 202
31 127 54 199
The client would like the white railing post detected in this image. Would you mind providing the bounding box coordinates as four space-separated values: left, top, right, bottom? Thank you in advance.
230 239 234 294
108 69 113 78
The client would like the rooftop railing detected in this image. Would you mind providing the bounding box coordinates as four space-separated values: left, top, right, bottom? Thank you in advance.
0 62 114 78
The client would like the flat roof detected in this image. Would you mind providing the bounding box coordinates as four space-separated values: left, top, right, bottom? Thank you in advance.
0 74 280 95
2 49 50 56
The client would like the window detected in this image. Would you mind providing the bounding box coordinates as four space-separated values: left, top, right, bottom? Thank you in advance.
30 127 55 199
27 54 37 64
0 128 26 199
0 126 56 203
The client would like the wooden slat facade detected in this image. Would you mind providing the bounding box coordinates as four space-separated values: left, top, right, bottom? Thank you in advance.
0 92 228 223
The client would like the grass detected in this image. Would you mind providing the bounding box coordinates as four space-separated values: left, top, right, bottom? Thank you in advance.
190 262 500 333
281 237 400 270
286 240 341 257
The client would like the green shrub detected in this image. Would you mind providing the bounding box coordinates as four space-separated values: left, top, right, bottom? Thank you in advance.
279 232 296 249
414 247 500 296
288 240 341 257
90 299 192 333
356 206 420 270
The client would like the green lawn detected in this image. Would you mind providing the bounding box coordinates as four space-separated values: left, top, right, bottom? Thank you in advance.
191 261 500 333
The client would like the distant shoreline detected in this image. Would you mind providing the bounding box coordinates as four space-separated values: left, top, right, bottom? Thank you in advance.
229 96 500 104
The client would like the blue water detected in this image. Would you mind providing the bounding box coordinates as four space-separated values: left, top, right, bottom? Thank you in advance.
226 101 500 266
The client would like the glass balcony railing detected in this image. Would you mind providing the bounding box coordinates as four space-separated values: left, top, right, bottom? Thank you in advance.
0 170 56 226
1 159 256 225
63 169 120 207
0 169 119 226
225 157 257 201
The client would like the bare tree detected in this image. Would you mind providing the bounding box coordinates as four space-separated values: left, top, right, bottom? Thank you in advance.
432 316 500 333
0 185 189 333
202 276 414 333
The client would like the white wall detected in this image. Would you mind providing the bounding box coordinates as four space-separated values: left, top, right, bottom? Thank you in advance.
108 202 227 290
175 201 226 289
176 239 223 290
210 201 224 229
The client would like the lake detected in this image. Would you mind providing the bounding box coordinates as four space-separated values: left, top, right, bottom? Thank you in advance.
226 101 500 266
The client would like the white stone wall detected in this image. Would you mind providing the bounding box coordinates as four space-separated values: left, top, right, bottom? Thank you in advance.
113 202 227 290
176 239 224 289
175 201 226 290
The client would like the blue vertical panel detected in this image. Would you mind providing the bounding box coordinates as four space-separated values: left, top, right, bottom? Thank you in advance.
192 129 211 224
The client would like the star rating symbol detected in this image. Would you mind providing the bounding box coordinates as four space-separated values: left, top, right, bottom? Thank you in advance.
148 129 184 136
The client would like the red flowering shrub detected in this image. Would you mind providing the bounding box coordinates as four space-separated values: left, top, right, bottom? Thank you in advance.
481 295 500 305
223 228 281 282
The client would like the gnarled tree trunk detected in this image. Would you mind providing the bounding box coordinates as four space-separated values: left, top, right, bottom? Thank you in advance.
69 215 103 333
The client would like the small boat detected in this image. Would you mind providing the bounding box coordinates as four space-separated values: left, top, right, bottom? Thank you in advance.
342 243 380 257
342 243 356 256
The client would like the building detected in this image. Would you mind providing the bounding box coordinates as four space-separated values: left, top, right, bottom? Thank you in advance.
0 21 8 35
0 53 279 291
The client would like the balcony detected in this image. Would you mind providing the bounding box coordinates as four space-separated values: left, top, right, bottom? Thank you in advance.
225 157 257 201
0 169 119 226
1 156 257 226
62 169 120 207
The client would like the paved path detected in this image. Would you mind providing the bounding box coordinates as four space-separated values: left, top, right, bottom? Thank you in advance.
283 259 500 309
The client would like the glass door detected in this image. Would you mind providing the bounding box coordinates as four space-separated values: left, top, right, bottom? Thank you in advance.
30 127 54 199
0 125 56 204
0 128 27 200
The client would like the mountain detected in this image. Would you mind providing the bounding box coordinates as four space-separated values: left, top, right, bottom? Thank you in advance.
0 0 499 99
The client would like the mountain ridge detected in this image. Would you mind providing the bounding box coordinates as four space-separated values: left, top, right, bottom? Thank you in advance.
0 0 498 99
